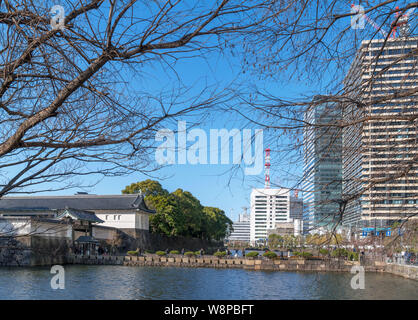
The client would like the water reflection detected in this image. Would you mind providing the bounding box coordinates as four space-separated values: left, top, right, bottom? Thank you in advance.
0 266 416 300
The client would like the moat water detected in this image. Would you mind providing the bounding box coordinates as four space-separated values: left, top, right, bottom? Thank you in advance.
0 265 416 299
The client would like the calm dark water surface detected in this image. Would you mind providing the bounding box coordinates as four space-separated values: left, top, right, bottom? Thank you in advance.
0 265 416 299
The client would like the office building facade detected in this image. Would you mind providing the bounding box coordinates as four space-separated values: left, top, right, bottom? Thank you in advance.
342 37 418 230
250 188 291 244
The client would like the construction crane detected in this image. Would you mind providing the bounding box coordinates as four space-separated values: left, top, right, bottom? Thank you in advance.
351 4 389 38
351 3 416 38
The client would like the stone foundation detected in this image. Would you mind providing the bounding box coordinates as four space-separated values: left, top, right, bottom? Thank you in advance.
384 263 418 280
93 226 224 254
72 254 365 273
0 235 70 266
70 254 417 280
0 228 224 266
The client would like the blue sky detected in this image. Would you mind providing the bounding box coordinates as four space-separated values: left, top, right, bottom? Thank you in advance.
7 1 411 222
53 50 318 222
4 6 329 222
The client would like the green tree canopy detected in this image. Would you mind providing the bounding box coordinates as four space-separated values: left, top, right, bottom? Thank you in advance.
203 207 233 241
122 180 168 197
123 180 231 240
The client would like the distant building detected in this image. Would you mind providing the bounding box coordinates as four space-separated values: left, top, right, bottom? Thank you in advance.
267 222 294 237
302 100 342 234
267 218 303 237
290 194 304 220
250 188 292 245
227 211 250 244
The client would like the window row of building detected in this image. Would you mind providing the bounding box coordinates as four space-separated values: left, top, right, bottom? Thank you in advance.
303 37 418 234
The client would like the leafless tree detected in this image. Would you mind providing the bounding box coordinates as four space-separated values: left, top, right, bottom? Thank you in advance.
226 1 418 248
1 0 417 254
0 0 292 197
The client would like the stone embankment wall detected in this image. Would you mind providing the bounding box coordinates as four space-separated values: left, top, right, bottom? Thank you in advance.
0 236 32 266
0 235 69 266
93 226 224 254
384 263 418 280
124 255 363 272
70 254 364 272
0 227 224 266
69 254 418 280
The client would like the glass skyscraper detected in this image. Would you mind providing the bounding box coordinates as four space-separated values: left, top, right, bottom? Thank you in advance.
303 101 343 234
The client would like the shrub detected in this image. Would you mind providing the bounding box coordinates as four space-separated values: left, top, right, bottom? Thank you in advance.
245 251 259 258
127 250 138 256
169 250 180 255
293 251 313 259
331 248 349 258
195 251 202 256
319 248 329 256
214 251 226 257
155 251 166 256
348 251 359 261
145 250 154 254
263 251 277 259
301 252 313 259
184 251 195 256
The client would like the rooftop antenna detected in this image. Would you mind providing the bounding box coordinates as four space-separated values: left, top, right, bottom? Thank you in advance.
265 148 271 189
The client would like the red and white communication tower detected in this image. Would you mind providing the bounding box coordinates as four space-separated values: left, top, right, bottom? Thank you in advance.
265 148 271 189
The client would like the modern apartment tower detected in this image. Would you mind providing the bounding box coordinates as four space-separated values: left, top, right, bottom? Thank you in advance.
342 37 418 231
250 188 291 244
302 101 343 234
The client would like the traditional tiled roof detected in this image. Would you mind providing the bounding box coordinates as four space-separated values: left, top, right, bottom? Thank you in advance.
57 208 104 223
0 194 155 213
75 235 99 243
